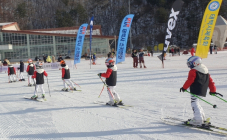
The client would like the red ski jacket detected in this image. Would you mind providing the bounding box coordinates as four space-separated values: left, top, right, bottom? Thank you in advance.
183 69 216 93
8 67 16 75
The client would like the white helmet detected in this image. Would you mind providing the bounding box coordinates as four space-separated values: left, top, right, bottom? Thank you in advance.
28 59 32 63
187 56 202 68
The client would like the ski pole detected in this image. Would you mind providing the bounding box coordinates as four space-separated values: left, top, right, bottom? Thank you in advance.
210 93 227 103
98 85 105 98
46 77 51 97
98 75 114 99
71 80 81 88
186 90 217 108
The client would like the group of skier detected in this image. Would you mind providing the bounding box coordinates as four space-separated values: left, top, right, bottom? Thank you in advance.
6 51 222 128
131 49 147 68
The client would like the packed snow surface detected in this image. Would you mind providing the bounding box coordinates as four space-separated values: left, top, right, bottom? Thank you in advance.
0 52 227 140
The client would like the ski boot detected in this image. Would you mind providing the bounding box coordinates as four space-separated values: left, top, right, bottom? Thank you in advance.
185 119 203 126
202 118 211 128
140 66 142 68
144 66 147 68
106 101 118 106
118 100 124 105
31 95 38 100
41 94 45 99
13 80 16 82
62 88 68 92
28 84 32 87
19 79 22 81
73 87 77 91
22 79 25 81
9 81 13 83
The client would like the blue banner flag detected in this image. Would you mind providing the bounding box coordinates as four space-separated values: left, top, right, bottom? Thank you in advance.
90 17 94 68
74 23 88 64
116 14 134 64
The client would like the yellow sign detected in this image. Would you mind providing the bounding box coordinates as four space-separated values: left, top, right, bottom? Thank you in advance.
158 43 164 51
196 0 222 58
154 45 157 51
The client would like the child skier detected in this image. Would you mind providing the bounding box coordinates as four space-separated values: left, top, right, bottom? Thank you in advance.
131 49 138 68
26 59 36 86
31 63 48 99
92 53 96 65
98 59 123 106
60 60 77 91
8 64 16 83
138 49 147 68
17 60 25 81
180 56 218 126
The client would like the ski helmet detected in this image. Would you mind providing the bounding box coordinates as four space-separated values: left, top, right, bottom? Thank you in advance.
187 56 202 68
107 59 115 68
105 58 112 66
28 59 32 63
60 60 66 67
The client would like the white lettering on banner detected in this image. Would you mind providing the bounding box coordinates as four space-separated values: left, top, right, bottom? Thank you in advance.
164 8 180 52
169 9 179 21
165 28 172 39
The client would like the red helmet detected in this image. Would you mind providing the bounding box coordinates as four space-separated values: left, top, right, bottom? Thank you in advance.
28 59 32 63
108 59 115 63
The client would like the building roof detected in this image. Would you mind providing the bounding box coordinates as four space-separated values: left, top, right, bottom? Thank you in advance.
0 22 20 31
0 23 117 39
26 25 102 36
2 30 117 39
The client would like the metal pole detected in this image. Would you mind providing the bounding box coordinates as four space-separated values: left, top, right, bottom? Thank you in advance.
114 35 116 55
129 0 133 54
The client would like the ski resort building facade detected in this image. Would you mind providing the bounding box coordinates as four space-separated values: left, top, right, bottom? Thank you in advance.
0 22 116 62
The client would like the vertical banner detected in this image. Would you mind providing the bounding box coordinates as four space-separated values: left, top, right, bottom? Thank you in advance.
74 23 88 64
90 16 94 69
116 14 134 64
196 0 222 58
158 0 184 64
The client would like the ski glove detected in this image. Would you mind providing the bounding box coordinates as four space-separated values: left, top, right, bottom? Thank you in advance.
180 87 186 92
209 92 223 97
97 73 101 77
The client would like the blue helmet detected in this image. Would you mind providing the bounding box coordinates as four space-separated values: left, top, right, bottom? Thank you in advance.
187 56 201 68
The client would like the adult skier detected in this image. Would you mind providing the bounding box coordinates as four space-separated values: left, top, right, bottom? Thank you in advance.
180 56 218 126
60 60 77 91
98 59 123 106
31 63 48 99
17 60 25 81
8 64 16 83
26 59 36 86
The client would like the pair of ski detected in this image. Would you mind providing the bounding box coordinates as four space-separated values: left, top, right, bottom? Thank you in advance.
94 101 133 109
161 116 227 136
54 89 82 93
24 97 47 102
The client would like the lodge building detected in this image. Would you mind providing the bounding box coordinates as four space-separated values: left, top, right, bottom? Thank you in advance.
0 22 116 62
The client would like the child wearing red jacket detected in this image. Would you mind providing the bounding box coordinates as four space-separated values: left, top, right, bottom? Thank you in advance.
26 59 36 86
98 59 123 106
60 60 76 91
191 47 195 56
180 56 218 126
8 64 16 83
31 63 48 99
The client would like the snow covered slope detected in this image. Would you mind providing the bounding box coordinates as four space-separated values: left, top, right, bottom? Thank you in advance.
0 52 227 140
